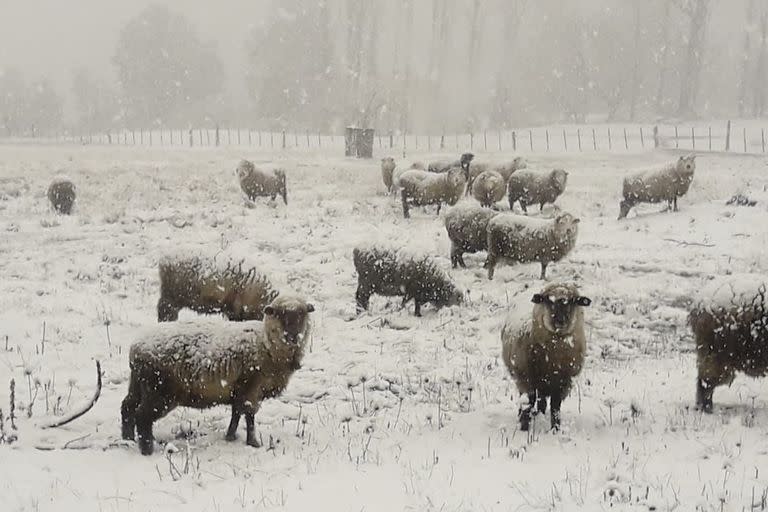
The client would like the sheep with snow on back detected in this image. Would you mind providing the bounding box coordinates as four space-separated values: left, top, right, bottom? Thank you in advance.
237 159 287 204
353 246 463 317
428 152 474 180
618 155 695 219
471 170 506 208
485 212 579 280
47 177 76 214
507 169 568 213
399 167 466 218
689 276 768 413
444 205 498 268
466 157 527 195
501 283 591 431
121 295 315 455
157 254 278 322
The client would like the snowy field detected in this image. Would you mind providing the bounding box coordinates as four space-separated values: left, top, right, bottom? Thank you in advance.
1 143 768 511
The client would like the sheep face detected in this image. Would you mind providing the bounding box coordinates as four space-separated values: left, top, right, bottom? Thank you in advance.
264 297 315 344
554 213 579 238
677 155 696 175
381 157 396 171
460 152 475 179
532 286 591 335
551 169 568 189
237 165 253 182
513 157 527 170
447 167 467 188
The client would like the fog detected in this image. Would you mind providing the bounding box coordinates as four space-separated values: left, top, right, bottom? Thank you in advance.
0 0 760 135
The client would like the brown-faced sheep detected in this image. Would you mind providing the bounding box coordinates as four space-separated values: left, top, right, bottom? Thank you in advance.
501 283 591 431
237 160 287 204
47 177 76 215
618 155 695 219
471 170 506 208
444 205 498 268
157 255 278 322
121 295 315 455
689 276 768 413
507 169 568 213
399 167 466 218
485 212 579 280
353 246 463 316
466 157 527 194
381 157 396 192
428 152 474 180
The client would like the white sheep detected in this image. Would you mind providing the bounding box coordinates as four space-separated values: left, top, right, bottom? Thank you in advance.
466 157 527 194
471 170 506 208
444 205 499 268
121 295 314 455
501 282 591 431
399 167 466 218
618 155 695 219
237 160 288 204
507 169 568 213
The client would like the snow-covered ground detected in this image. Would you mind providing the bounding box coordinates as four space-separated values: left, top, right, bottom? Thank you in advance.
1 143 767 511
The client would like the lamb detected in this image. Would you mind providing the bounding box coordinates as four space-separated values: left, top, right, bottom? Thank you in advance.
471 170 506 208
399 167 466 218
157 254 278 322
121 295 315 455
618 155 695 219
501 283 591 431
237 159 287 204
47 177 76 215
688 276 768 413
507 169 568 213
444 205 498 268
353 245 464 316
485 212 579 280
428 152 474 180
466 157 527 194
381 157 397 192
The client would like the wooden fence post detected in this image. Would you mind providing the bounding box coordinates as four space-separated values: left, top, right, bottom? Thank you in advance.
674 126 679 149
415 135 418 150
428 134 431 151
512 131 517 151
470 133 474 150
282 130 286 149
708 126 712 150
455 133 459 150
498 131 502 151
484 130 487 151
639 127 644 148
189 129 193 147
529 130 533 151
440 131 445 149
607 128 612 150
237 129 241 145
743 127 747 152
140 130 143 145
545 129 550 151
691 127 695 150
160 130 164 145
577 128 582 151
294 132 298 147
653 125 659 148
270 132 274 148
131 130 136 145
563 129 567 151
725 120 731 151
389 131 394 149
762 128 765 153
215 125 220 147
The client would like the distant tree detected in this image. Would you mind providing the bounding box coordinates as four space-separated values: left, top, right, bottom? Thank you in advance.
675 0 712 117
0 67 27 136
113 4 223 127
25 79 64 135
72 68 120 132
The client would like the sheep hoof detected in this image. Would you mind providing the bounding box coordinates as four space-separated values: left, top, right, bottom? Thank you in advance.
225 432 238 442
246 437 262 448
696 402 713 414
139 440 154 456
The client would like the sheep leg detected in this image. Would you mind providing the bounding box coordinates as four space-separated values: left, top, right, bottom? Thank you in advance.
401 190 410 219
520 202 528 214
550 390 563 431
539 262 548 280
673 197 679 212
537 396 548 415
157 298 179 322
539 203 544 212
696 356 734 413
518 392 537 431
450 245 466 269
244 411 262 448
696 378 715 413
355 284 371 312
135 396 174 456
618 199 633 220
120 372 141 440
225 408 242 441
413 300 422 317
436 202 442 215
484 254 497 280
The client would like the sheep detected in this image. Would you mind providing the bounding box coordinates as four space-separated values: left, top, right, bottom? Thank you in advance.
121 295 315 455
428 152 474 180
399 167 466 218
507 169 568 213
485 212 579 280
688 276 768 413
618 155 696 219
501 282 591 431
381 157 396 192
471 170 506 208
353 246 463 316
444 205 498 268
47 177 76 215
157 254 278 322
466 157 527 194
237 159 287 204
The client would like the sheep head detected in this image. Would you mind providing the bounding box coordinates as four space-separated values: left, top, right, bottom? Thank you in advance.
513 157 527 170
264 296 315 345
532 283 591 335
676 154 696 176
551 169 568 190
554 212 579 238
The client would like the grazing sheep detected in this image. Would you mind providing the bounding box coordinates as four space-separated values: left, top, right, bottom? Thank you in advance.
618 155 696 219
485 212 579 280
428 152 474 180
353 246 463 316
471 170 506 208
121 295 315 455
47 177 76 215
444 205 498 268
501 283 591 431
157 254 278 322
507 169 568 213
689 276 768 413
381 157 396 192
466 157 527 194
399 167 466 218
237 160 287 204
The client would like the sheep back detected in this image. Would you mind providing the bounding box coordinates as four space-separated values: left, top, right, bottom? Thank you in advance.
237 160 288 204
399 168 466 213
507 169 568 211
444 205 498 267
468 157 527 189
471 170 506 207
622 156 695 204
47 177 76 215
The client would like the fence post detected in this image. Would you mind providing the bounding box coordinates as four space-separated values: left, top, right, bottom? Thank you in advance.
691 127 695 150
415 135 418 150
389 131 394 149
215 125 220 146
563 129 567 151
512 131 517 151
455 133 459 150
160 130 164 145
607 128 612 150
271 132 274 148
107 131 112 144
236 129 240 145
258 131 262 146
282 130 286 149
639 127 644 148
529 130 533 151
484 131 487 151
440 131 445 149
139 130 143 145
762 128 765 153
306 130 310 147
623 128 628 150
293 132 297 147
592 128 597 150
189 129 193 147
577 128 582 151
653 125 659 148
470 133 474 150
725 120 731 151
319 133 322 148
498 131 502 151
708 126 712 150
132 130 136 145
428 134 431 151
743 127 747 152
674 126 679 149
545 129 550 151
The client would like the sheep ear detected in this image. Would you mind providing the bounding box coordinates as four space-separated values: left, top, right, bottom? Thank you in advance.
678 156 684 162
572 218 581 224
531 293 545 304
306 303 315 313
264 306 275 316
575 296 592 307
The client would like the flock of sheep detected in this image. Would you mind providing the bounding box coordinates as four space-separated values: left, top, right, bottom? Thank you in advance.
38 148 766 454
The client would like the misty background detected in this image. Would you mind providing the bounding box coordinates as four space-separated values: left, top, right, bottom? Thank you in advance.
0 0 763 136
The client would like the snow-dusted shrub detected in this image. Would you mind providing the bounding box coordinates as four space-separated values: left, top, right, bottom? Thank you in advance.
485 212 579 280
501 282 591 431
471 170 506 208
157 253 278 322
121 295 315 455
507 168 568 213
444 204 498 268
47 176 76 215
399 168 466 218
353 245 463 317
689 275 768 412
618 155 695 219
237 159 287 204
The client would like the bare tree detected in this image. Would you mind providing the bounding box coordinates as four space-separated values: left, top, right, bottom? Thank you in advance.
753 6 768 117
655 0 674 115
675 0 712 117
